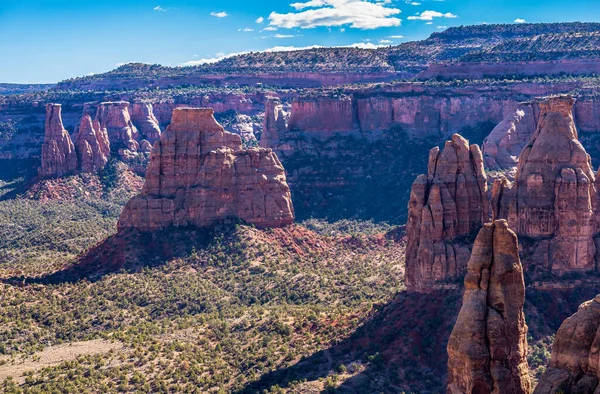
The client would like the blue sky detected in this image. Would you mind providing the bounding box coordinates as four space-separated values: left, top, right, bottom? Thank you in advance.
1 0 599 83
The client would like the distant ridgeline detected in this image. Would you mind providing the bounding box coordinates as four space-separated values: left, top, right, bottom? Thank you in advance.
54 22 600 90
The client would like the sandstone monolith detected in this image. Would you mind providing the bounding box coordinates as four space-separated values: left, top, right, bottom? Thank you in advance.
39 104 78 178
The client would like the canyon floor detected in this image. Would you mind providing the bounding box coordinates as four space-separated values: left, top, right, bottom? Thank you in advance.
0 170 597 393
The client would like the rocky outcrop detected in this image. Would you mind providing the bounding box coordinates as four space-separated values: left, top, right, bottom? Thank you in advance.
39 104 78 178
260 97 290 152
118 108 294 232
73 115 110 173
405 134 489 293
95 101 140 152
492 95 600 274
447 220 530 394
483 102 539 171
534 295 600 394
130 102 161 142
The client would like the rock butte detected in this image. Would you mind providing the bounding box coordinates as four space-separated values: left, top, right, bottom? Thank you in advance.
534 295 600 394
492 95 600 274
405 133 489 293
73 114 110 173
447 220 530 394
118 107 295 232
39 104 78 178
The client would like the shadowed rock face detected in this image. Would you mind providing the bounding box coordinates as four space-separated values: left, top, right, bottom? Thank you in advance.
492 95 600 274
447 220 530 394
405 133 489 293
118 107 295 232
534 295 600 394
39 104 78 178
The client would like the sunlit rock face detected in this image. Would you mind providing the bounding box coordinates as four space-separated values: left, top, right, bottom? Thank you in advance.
39 104 78 178
405 133 489 293
492 95 600 274
447 220 530 394
118 108 295 232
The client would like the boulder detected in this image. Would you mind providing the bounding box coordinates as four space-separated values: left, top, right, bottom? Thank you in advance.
118 108 295 232
405 134 489 292
39 104 78 178
447 220 530 394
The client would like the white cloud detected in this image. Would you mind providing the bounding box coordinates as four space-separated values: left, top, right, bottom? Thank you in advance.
256 17 265 23
268 0 402 30
211 11 229 18
437 25 447 29
153 6 165 11
274 34 297 38
262 26 278 31
239 27 255 32
379 39 392 43
181 42 387 67
514 18 526 24
389 35 404 38
408 1 421 5
407 10 457 21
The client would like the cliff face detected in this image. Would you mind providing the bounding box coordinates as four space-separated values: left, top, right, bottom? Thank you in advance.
95 101 140 153
483 102 540 171
130 102 161 142
39 104 78 178
447 220 530 394
405 134 489 293
118 108 294 232
73 114 110 173
493 95 600 274
534 295 600 394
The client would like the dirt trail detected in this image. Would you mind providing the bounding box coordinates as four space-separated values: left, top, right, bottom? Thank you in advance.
0 339 122 383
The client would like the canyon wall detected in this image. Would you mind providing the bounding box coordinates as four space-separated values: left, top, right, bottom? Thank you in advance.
447 220 530 394
118 108 294 232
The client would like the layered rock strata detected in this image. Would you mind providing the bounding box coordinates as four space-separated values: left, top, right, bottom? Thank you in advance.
447 220 530 394
534 295 600 394
39 104 78 178
483 102 540 171
118 108 295 232
405 134 489 293
492 95 600 274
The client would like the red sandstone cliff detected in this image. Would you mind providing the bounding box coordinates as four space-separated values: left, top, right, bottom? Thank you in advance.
118 108 294 232
130 102 162 142
73 114 110 173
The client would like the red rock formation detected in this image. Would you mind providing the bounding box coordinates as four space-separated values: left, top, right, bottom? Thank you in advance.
39 104 78 178
288 96 358 135
130 102 161 142
73 114 110 173
260 97 290 152
483 101 540 171
493 95 599 274
447 220 530 394
405 134 489 293
118 108 294 232
534 295 600 394
95 101 140 152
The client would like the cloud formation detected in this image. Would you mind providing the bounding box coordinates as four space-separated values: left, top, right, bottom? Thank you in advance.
153 6 165 12
210 11 229 18
407 10 457 21
514 18 526 24
268 0 402 30
256 17 265 23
